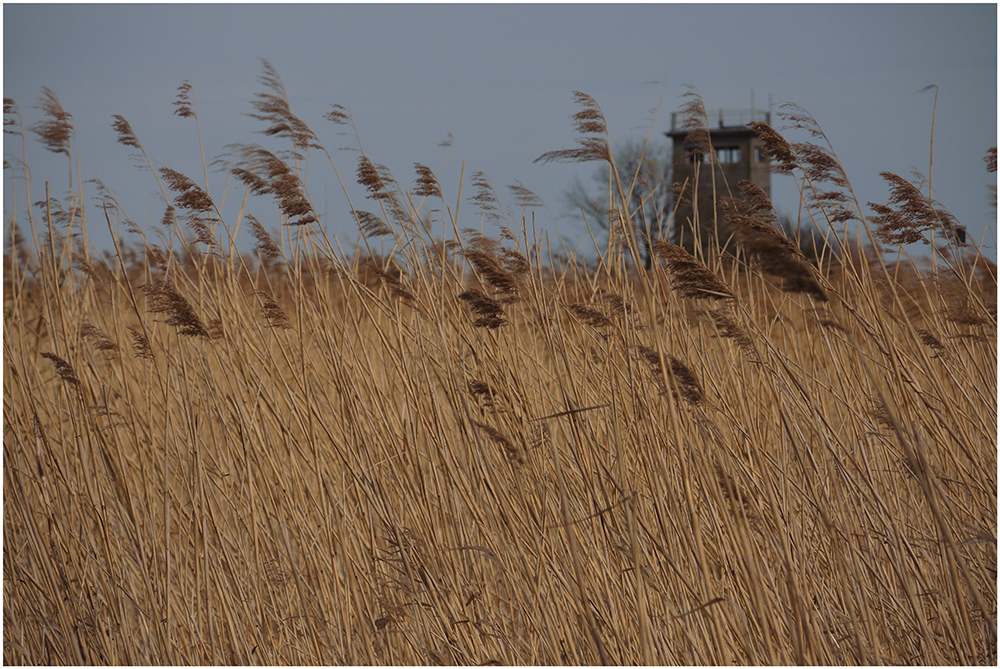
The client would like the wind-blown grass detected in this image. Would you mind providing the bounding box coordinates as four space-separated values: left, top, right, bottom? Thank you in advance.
3 69 996 665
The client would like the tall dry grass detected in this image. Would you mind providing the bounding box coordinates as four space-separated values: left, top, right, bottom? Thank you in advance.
3 71 997 665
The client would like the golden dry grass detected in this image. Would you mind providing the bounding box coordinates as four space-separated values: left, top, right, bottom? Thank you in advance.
3 76 996 665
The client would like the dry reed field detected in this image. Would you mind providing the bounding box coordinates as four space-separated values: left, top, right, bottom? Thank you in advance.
4 69 997 665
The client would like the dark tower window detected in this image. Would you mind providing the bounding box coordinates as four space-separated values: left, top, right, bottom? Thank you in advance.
717 147 741 163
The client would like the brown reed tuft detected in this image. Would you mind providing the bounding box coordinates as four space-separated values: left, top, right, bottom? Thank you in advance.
255 290 292 329
914 328 946 357
30 87 73 156
40 352 80 385
868 172 963 246
3 98 18 134
715 464 753 514
508 181 543 208
80 323 119 354
464 249 519 298
127 326 154 359
469 171 504 220
161 205 177 227
568 303 612 328
413 163 442 199
499 247 530 276
472 420 524 465
248 59 318 153
635 345 705 406
930 271 988 326
705 308 757 359
357 156 389 200
676 86 713 158
458 289 507 329
353 210 393 237
652 240 734 301
140 278 210 338
173 80 196 118
725 191 827 301
111 115 141 149
747 121 797 173
534 91 611 164
160 167 215 213
468 380 503 412
231 147 317 225
245 214 282 265
368 260 416 304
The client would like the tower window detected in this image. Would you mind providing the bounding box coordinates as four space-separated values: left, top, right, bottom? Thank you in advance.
716 147 741 163
685 149 710 164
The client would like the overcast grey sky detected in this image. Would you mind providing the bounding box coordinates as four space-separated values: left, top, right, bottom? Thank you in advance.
4 3 997 260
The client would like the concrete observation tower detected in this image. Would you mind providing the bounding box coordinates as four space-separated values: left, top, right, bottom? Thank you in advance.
666 105 773 254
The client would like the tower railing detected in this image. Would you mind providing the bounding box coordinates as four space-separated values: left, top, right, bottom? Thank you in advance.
670 109 770 131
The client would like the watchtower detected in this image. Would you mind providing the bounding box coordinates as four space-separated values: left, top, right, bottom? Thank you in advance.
666 107 772 254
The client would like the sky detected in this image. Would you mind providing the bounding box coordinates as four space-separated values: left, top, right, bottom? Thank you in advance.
4 3 997 262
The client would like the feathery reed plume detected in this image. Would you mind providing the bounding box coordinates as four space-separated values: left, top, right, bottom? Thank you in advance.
652 240 734 301
714 463 753 514
323 104 350 126
463 249 519 298
746 121 797 173
355 157 409 225
789 141 849 189
140 278 210 338
469 171 504 220
110 115 141 149
353 210 392 237
30 87 73 156
914 328 946 358
248 59 318 153
724 186 827 301
160 167 214 213
468 380 504 412
357 156 388 199
458 289 507 329
677 85 713 158
472 420 523 465
635 345 705 406
255 290 292 329
508 181 543 208
231 146 317 225
40 352 80 385
868 172 963 246
147 245 168 272
206 317 224 340
930 271 988 326
245 214 282 265
173 80 195 118
3 98 19 134
568 303 612 328
775 104 859 225
500 247 530 276
161 205 177 227
188 216 220 251
413 163 442 199
534 91 611 164
705 308 757 358
602 293 638 321
367 259 416 304
80 323 119 354
988 147 998 212
127 326 153 359
732 218 827 300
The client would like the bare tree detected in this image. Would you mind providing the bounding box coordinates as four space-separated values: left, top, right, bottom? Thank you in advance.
560 137 672 268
